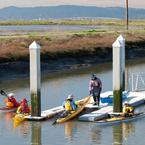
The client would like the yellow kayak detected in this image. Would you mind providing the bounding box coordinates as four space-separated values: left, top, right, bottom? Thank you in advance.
95 112 145 126
13 113 29 128
54 96 91 124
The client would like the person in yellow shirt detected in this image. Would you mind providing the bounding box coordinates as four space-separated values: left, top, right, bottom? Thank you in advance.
123 101 134 117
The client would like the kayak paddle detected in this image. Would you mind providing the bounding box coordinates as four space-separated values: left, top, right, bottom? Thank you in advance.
52 111 66 125
0 90 8 97
52 120 57 125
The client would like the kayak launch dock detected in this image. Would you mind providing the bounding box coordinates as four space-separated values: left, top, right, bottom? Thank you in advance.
79 91 145 122
24 91 145 121
25 106 64 121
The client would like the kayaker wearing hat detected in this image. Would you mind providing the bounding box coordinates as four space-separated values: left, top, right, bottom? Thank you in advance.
123 101 134 117
89 74 102 106
4 93 20 108
16 98 30 114
62 94 78 113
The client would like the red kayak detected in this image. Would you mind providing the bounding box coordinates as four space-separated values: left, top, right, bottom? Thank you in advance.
0 106 17 113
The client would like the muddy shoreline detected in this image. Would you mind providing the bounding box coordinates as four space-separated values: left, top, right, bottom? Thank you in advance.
0 49 145 82
0 55 109 81
0 32 145 81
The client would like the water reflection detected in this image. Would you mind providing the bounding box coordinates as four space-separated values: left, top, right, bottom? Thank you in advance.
31 122 42 145
0 58 145 145
112 123 135 145
13 120 30 138
1 112 14 122
64 121 78 140
0 112 14 130
19 122 30 138
91 127 102 144
122 123 135 140
113 125 123 145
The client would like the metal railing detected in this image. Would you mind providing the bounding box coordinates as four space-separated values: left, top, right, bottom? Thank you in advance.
128 72 145 91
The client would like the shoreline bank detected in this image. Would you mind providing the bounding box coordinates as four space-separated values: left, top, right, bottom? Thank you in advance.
0 53 145 82
0 32 145 81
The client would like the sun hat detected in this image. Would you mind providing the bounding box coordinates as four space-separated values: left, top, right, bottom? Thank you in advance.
67 94 74 100
8 93 15 97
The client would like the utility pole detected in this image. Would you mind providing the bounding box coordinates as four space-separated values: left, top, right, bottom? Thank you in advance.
126 0 129 30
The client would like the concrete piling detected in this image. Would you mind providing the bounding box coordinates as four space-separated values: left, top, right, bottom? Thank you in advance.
117 35 125 91
29 41 41 117
112 39 123 112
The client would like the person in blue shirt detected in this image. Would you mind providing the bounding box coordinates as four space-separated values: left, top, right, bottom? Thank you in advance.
62 94 77 112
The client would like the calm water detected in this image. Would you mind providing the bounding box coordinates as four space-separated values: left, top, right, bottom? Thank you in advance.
0 25 98 31
0 25 97 35
0 25 143 34
0 60 145 145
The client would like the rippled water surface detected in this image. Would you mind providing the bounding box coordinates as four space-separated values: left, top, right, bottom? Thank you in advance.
0 60 145 145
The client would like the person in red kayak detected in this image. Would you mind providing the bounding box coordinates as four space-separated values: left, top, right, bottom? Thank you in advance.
4 93 20 108
16 98 30 114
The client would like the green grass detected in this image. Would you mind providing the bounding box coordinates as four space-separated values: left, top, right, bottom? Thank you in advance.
0 19 145 26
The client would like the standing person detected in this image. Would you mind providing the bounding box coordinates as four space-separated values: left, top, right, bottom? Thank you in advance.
5 93 20 108
16 98 30 114
89 74 102 106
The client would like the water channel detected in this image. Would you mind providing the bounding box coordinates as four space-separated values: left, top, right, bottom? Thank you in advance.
0 25 144 35
0 59 145 145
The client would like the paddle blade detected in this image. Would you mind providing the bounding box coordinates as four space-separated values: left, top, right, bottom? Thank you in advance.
0 90 8 97
52 120 57 125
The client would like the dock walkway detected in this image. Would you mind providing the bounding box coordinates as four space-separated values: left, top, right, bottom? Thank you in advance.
25 91 145 121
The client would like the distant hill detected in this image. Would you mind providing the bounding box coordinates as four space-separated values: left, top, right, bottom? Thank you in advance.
0 5 145 20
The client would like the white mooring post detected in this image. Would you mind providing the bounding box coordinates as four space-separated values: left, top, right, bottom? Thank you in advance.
117 35 125 91
112 39 123 112
29 41 41 117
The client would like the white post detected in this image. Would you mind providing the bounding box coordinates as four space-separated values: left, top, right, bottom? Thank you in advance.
117 35 125 91
112 39 123 112
29 41 41 117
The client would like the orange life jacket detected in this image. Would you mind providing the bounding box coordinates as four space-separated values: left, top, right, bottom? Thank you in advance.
17 103 30 114
6 101 14 107
5 97 19 107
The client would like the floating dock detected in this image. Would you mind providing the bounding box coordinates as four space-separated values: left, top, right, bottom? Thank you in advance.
78 91 145 122
25 91 145 121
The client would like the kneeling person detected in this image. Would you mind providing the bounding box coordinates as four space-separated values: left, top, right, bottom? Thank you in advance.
123 101 134 117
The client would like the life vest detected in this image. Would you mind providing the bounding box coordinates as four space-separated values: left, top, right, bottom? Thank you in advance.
123 106 134 115
4 97 20 107
6 101 14 107
17 103 30 114
7 97 19 107
64 100 77 111
4 98 14 108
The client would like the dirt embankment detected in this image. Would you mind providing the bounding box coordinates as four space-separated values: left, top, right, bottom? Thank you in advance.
0 32 145 81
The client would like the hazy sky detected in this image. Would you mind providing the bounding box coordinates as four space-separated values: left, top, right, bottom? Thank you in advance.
0 0 145 9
